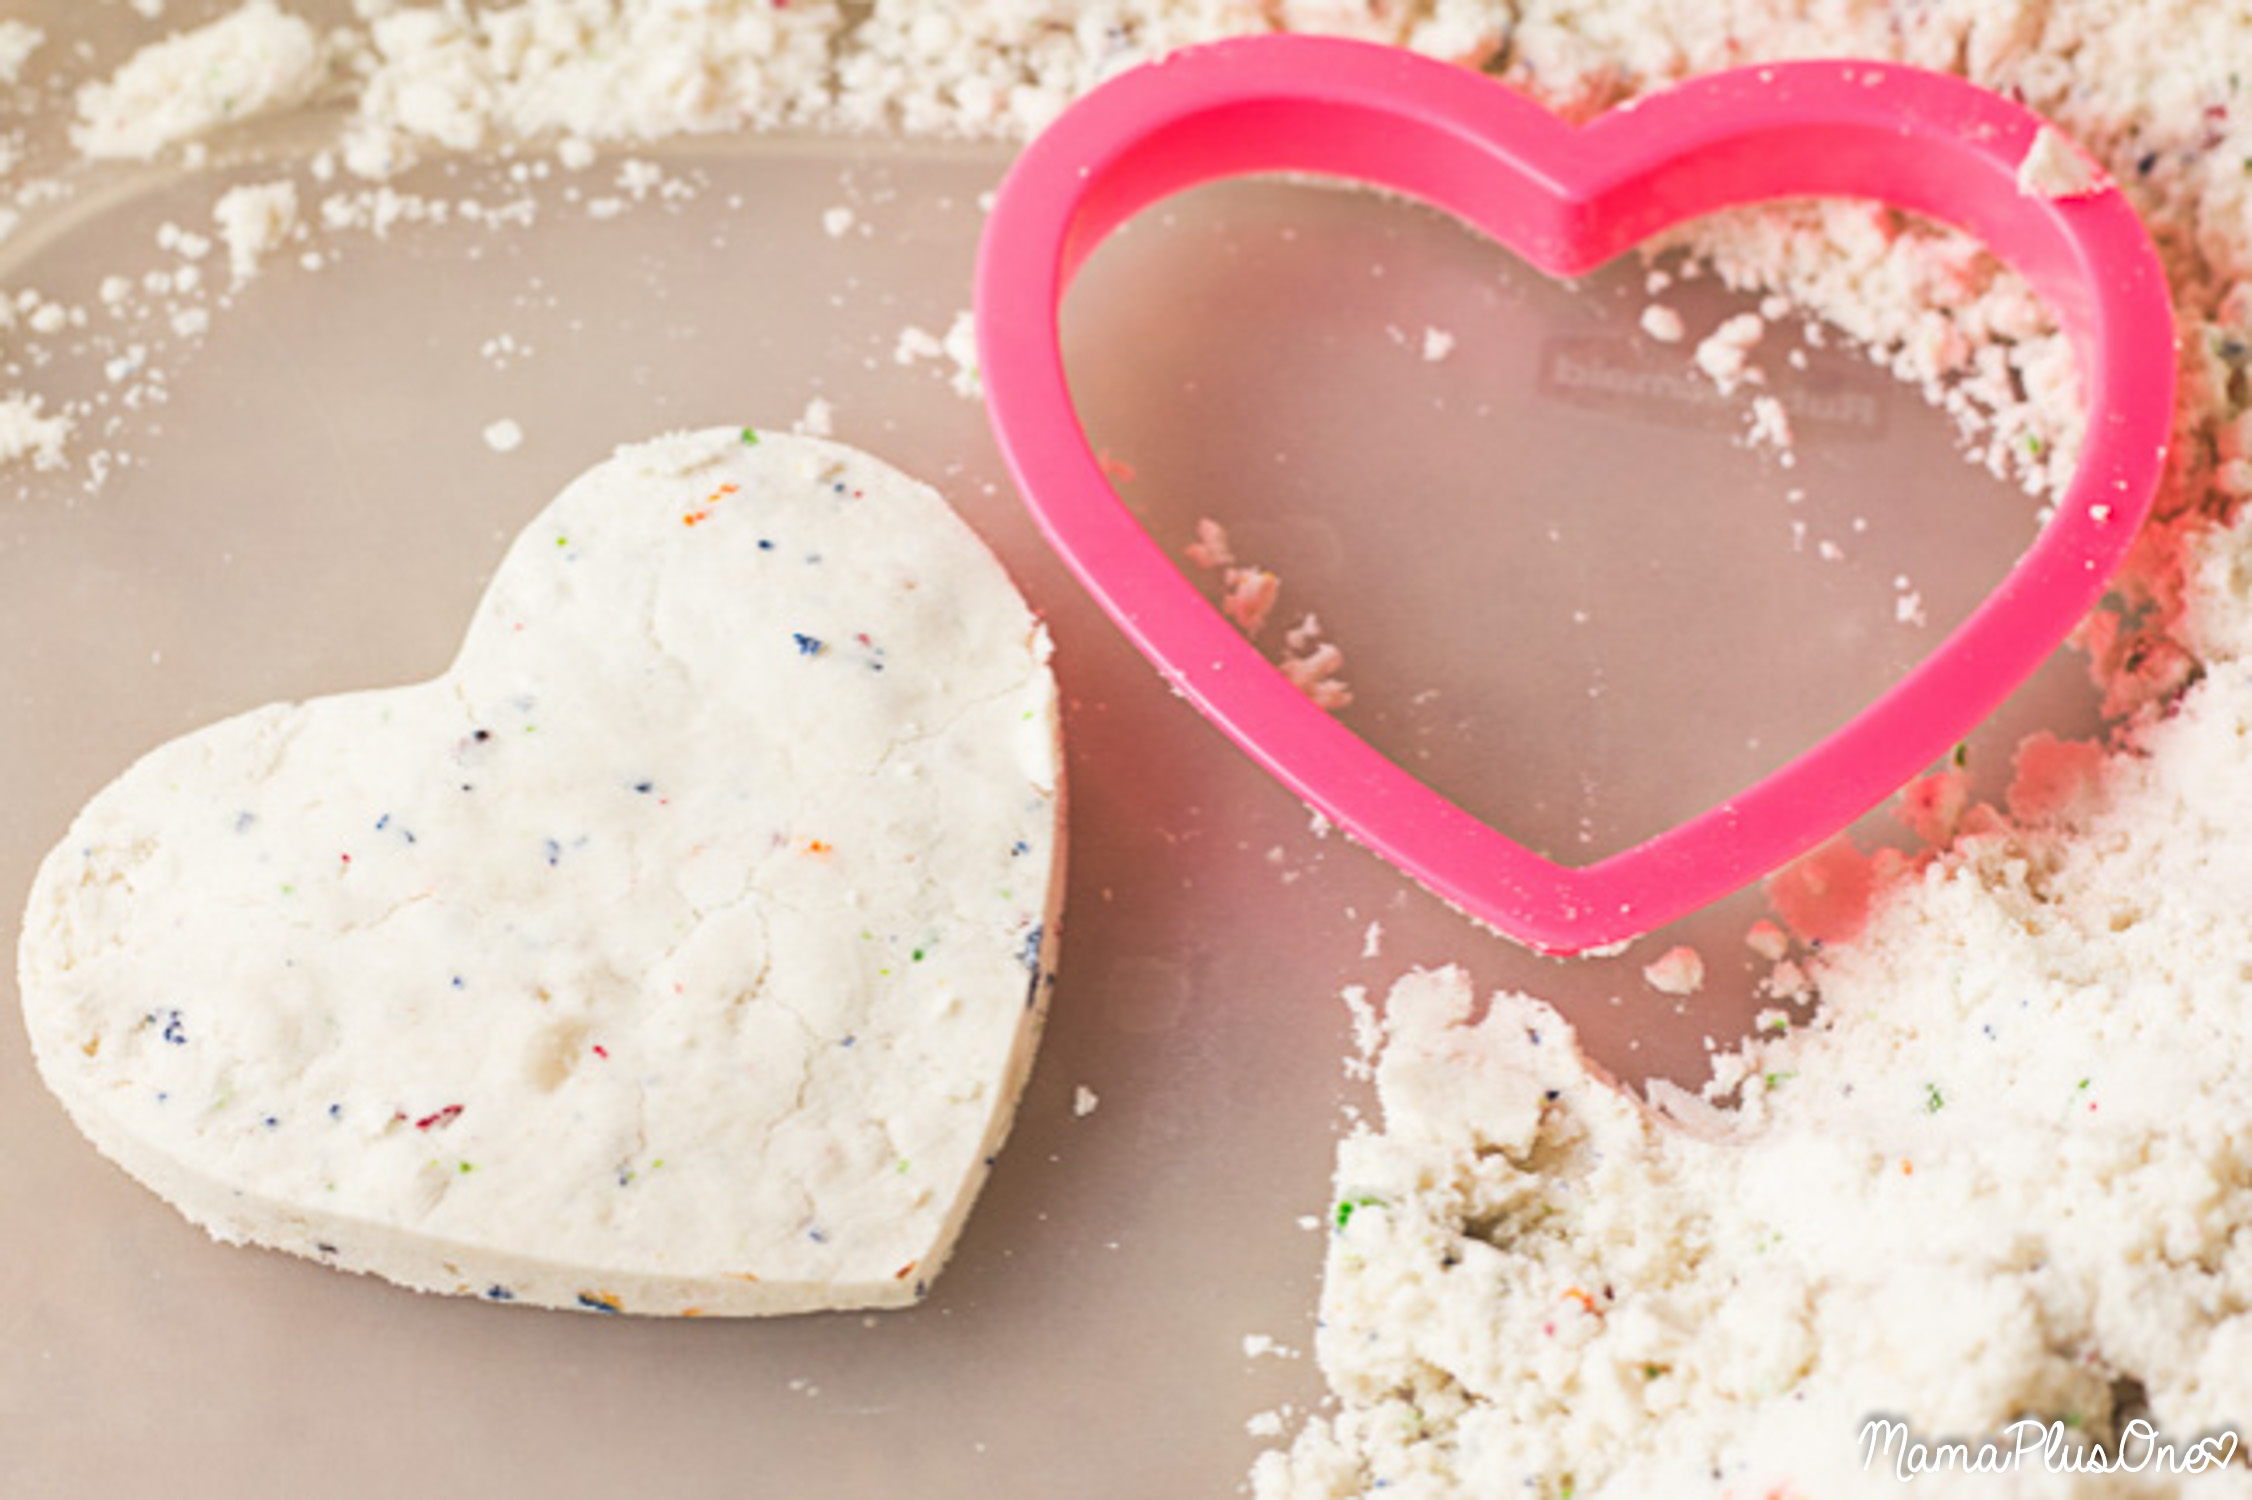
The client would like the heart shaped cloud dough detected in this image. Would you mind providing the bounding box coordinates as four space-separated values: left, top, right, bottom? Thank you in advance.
18 428 1064 1316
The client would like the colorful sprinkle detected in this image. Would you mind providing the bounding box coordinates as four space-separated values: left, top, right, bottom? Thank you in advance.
793 633 825 657
740 426 759 445
414 1104 464 1131
577 1291 624 1314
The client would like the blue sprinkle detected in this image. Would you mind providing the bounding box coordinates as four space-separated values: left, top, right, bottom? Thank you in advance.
156 1009 187 1046
1020 925 1044 975
808 1228 829 1244
1010 840 1030 857
232 811 256 834
757 538 775 551
839 1035 857 1048
575 1293 621 1315
264 1116 280 1129
315 1242 339 1257
632 781 654 794
485 1285 516 1302
328 1103 342 1119
451 976 466 990
793 633 825 657
913 1280 928 1299
155 1091 168 1104
375 814 389 832
543 837 562 867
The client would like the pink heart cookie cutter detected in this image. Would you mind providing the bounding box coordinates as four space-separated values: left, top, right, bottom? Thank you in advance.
975 34 2174 956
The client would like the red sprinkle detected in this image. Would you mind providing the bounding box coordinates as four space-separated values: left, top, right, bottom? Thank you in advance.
592 1045 609 1059
415 1104 464 1131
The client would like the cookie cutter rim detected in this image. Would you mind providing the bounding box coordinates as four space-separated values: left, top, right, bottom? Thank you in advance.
974 34 2176 956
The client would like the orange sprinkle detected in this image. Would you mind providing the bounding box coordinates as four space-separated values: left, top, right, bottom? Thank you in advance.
1563 1286 1601 1318
803 838 834 857
893 1261 918 1280
1901 1160 1915 1175
682 480 739 527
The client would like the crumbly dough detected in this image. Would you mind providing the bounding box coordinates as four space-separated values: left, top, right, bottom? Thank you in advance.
18 427 1064 1317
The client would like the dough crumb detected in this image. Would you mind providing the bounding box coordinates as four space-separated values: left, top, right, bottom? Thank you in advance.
1641 944 1706 995
73 1 326 161
1184 518 1235 571
481 418 524 453
794 396 835 438
1072 1085 1100 1118
213 181 299 285
1693 311 1766 394
1639 303 1686 343
821 205 856 238
1747 393 1794 450
0 394 72 471
1420 326 1455 362
1222 567 1281 637
0 20 41 84
1743 919 1790 963
2016 125 2108 200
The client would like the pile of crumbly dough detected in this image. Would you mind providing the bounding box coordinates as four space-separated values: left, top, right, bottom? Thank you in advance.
12 2 2252 1495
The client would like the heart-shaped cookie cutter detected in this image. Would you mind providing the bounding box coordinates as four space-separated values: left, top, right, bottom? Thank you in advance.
975 34 2174 956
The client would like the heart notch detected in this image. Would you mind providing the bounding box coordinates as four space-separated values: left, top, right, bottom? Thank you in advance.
977 35 2174 956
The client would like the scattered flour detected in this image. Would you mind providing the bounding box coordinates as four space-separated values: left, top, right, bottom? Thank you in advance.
1420 326 1456 362
481 417 523 453
1072 1084 1100 1119
1637 302 1685 343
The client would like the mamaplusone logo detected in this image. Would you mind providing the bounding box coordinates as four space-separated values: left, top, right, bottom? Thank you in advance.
1861 1418 2241 1481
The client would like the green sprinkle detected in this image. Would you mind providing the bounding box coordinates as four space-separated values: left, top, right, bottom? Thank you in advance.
2023 433 2048 458
740 426 760 445
2078 1078 2092 1090
896 1158 912 1175
1333 1194 1384 1231
556 535 568 548
458 1160 476 1174
1952 742 1971 768
1642 1363 1664 1380
912 948 926 963
1925 1083 1946 1113
1763 1070 1793 1090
